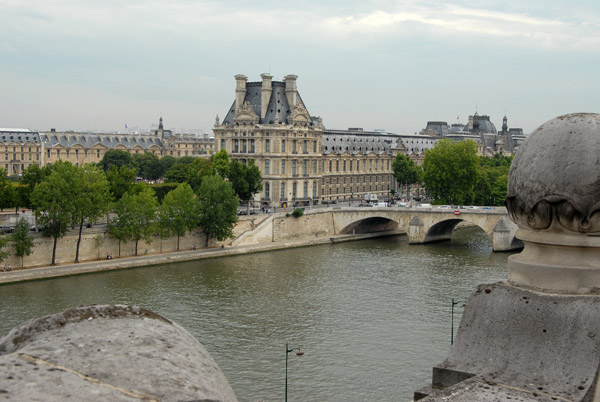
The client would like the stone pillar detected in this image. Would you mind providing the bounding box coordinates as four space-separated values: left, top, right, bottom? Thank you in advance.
284 74 298 108
260 73 272 120
408 215 425 244
234 74 247 114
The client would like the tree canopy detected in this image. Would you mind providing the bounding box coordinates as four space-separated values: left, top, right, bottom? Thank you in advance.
159 183 198 250
99 149 133 172
196 175 238 246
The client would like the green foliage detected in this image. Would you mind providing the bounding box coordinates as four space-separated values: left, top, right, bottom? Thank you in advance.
212 150 230 177
228 159 263 210
159 183 198 250
19 164 48 210
423 139 479 205
110 187 158 256
31 161 80 265
164 163 192 183
11 218 33 267
99 150 133 172
292 208 304 218
106 165 137 200
150 182 179 203
196 175 238 246
132 152 163 180
392 154 419 200
0 235 9 264
73 164 112 262
0 168 17 210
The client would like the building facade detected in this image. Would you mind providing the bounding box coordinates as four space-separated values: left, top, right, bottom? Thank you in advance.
1 119 214 175
213 74 437 207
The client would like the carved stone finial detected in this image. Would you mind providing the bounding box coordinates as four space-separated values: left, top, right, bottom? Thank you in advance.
506 113 600 294
215 114 220 126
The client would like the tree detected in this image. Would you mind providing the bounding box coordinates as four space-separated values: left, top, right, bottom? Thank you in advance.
94 234 104 260
196 175 238 247
99 150 133 172
106 164 137 201
0 168 16 211
11 218 33 267
228 159 263 213
132 152 163 180
392 154 419 200
73 164 112 263
111 187 158 256
212 149 230 177
423 139 479 205
159 183 198 250
164 163 192 184
0 236 8 266
31 161 80 265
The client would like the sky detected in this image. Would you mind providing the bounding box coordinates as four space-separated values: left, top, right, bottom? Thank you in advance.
1 0 599 135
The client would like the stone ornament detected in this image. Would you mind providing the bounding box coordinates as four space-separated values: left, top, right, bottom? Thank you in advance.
506 113 600 234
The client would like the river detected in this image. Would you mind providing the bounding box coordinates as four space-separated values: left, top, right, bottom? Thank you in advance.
0 227 515 401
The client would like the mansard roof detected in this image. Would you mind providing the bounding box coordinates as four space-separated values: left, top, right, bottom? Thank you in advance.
323 129 437 156
222 81 315 126
0 129 41 144
39 132 164 150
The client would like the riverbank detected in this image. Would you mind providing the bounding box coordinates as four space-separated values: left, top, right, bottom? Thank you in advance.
0 230 404 285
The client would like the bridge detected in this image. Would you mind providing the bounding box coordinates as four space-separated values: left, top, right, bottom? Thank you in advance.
261 206 522 252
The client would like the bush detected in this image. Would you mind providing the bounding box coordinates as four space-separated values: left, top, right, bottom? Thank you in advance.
292 208 304 218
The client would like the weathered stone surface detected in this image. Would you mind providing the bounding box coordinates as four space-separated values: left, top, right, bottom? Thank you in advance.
506 113 600 233
0 305 238 402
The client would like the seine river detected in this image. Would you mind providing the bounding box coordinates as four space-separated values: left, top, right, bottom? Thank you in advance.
0 227 514 401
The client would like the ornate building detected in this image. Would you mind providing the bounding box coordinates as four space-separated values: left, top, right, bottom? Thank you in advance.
213 74 435 207
1 118 214 175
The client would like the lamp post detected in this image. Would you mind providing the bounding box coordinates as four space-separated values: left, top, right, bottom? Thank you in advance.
451 298 465 345
285 342 303 402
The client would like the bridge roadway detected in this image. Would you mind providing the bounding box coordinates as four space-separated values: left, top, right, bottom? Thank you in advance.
271 206 522 252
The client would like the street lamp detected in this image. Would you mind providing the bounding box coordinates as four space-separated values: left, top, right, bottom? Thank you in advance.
451 298 466 345
285 342 304 402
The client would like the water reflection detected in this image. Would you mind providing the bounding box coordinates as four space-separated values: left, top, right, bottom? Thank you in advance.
0 228 514 401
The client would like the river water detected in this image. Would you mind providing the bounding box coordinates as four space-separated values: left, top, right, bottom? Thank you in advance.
0 227 515 401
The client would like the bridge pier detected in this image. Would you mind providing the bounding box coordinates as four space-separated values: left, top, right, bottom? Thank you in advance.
490 218 522 251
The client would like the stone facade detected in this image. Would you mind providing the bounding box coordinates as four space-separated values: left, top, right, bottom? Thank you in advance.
213 74 437 207
1 118 214 175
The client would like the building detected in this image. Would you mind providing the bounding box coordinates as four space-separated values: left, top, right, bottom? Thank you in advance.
1 119 214 175
213 74 438 207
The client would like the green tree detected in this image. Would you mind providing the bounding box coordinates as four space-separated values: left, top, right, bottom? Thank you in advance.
132 152 163 180
159 155 177 176
196 175 238 247
111 187 158 256
212 149 230 177
106 165 137 201
73 164 112 263
392 154 419 200
0 168 17 211
159 183 198 250
31 161 80 265
164 163 192 184
228 159 263 213
11 218 33 267
99 150 133 172
0 235 9 265
19 164 49 229
423 139 479 205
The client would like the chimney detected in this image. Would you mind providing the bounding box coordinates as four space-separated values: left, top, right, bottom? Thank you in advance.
260 73 273 120
234 74 248 114
284 74 298 108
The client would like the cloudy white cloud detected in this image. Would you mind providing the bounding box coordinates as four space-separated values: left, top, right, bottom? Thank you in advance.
0 0 598 134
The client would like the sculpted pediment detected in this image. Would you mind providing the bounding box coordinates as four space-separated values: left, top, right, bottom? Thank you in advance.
291 104 310 126
234 101 259 125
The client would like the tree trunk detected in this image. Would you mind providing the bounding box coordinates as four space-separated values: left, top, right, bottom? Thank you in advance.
51 236 58 266
118 240 121 257
135 240 139 256
205 234 209 247
75 218 84 263
177 235 180 251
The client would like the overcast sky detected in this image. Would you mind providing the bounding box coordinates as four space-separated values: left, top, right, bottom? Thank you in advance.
1 0 598 135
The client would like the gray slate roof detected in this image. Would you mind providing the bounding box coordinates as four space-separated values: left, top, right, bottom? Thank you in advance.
39 133 164 149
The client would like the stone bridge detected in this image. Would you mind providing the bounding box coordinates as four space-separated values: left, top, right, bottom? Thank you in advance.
269 206 522 252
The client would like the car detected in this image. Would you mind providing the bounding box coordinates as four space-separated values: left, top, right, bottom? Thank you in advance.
397 202 409 208
358 203 373 207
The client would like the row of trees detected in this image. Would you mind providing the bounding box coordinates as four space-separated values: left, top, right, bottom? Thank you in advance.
393 139 512 206
0 149 262 266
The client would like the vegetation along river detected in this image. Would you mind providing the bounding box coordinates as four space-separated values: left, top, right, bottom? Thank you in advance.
0 227 516 401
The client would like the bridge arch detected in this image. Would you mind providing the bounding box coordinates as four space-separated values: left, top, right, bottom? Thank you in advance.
423 218 467 243
340 216 399 234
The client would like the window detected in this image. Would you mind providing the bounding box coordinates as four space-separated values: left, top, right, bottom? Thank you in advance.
265 139 270 152
293 182 297 198
303 140 307 153
265 159 270 175
221 139 226 150
303 182 308 198
292 160 297 176
350 160 353 171
265 182 270 199
293 140 297 153
303 160 307 176
281 182 285 199
336 160 339 172
97 150 100 158
242 139 247 153
329 160 332 172
234 139 239 153
313 141 317 153
281 159 286 175
282 140 286 152
250 139 255 153
313 181 317 198
57 150 60 157
343 160 346 172
313 160 317 174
